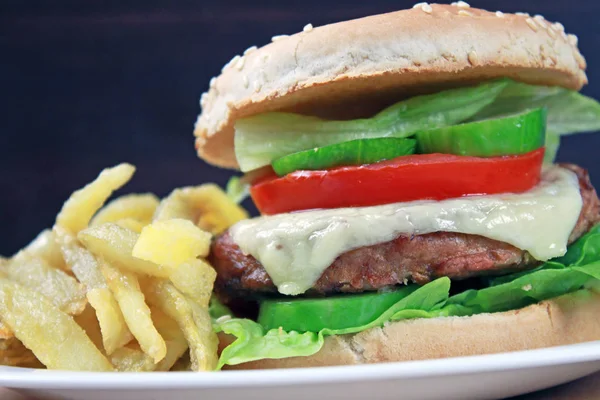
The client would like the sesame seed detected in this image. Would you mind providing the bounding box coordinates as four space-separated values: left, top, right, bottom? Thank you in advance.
516 12 530 17
553 22 565 32
467 50 478 66
522 284 532 292
253 80 262 92
303 23 313 32
526 18 538 32
222 55 241 72
547 28 557 39
568 34 579 46
450 2 458 5
271 34 289 42
413 2 428 8
456 1 470 8
262 53 270 63
495 11 504 18
422 4 433 13
534 15 548 29
235 56 245 70
229 55 241 66
200 92 208 107
243 46 258 55
242 75 249 88
458 10 472 16
209 77 217 89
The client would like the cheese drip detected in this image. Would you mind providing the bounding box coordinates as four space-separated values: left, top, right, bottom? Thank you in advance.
230 166 583 295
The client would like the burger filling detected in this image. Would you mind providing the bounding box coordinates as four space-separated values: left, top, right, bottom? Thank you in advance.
210 78 600 369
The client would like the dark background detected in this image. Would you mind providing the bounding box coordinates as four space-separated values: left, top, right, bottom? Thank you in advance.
1 0 599 255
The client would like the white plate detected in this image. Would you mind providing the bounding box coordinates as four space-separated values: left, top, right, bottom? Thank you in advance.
3 341 600 400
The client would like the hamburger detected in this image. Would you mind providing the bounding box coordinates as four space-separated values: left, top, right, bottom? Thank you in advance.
194 3 600 369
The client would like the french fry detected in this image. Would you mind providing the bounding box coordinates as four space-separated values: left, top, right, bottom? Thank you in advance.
74 304 105 352
87 288 133 355
0 279 113 371
153 189 192 222
109 311 188 372
3 254 86 315
20 229 68 271
152 308 189 372
114 218 145 233
56 227 106 289
79 223 172 278
131 219 216 307
132 219 211 268
145 279 218 371
56 227 133 354
169 259 216 308
110 344 155 372
154 184 248 234
101 262 166 363
56 164 135 234
191 184 249 234
91 193 159 227
188 299 218 369
0 161 229 372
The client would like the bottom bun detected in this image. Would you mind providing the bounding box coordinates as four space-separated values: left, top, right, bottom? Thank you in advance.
220 288 600 370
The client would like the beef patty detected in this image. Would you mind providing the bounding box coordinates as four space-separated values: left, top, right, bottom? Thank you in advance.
209 164 600 298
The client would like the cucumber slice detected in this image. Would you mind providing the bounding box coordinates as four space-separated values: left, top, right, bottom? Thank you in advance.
271 138 416 177
258 286 417 333
416 108 546 157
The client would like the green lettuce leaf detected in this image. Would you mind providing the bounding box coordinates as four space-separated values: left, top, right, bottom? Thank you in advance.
216 318 323 369
215 278 451 369
443 266 592 316
234 79 600 171
488 224 600 286
225 176 250 204
209 296 233 320
554 224 600 266
472 82 600 136
544 131 561 164
234 80 508 172
472 81 600 162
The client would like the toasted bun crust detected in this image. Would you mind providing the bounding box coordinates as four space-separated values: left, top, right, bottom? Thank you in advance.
194 4 588 169
221 289 600 369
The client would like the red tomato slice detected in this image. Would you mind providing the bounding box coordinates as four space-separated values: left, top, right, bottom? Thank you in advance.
250 148 545 215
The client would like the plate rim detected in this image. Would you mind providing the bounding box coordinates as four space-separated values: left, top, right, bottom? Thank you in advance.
2 341 600 389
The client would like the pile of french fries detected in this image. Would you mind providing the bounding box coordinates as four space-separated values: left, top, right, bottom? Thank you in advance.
0 163 248 372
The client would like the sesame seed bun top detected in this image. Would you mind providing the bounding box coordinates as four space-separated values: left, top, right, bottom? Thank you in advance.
194 3 588 170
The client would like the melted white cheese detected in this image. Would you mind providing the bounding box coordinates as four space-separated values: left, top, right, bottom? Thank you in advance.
230 166 583 295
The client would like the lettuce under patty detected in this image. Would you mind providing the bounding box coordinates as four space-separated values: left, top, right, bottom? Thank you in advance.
211 224 600 369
